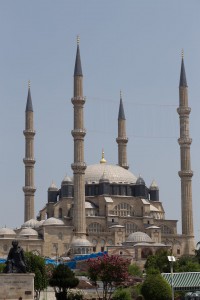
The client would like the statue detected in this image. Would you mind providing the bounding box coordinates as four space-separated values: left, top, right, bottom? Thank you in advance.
4 240 27 273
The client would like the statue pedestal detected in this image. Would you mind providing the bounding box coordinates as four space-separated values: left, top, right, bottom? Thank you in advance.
0 273 35 300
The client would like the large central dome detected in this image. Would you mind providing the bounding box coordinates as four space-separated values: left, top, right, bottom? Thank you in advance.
85 164 137 184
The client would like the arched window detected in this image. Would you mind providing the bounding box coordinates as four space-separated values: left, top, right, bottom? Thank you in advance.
59 208 62 219
160 225 173 234
141 248 153 259
125 223 138 234
113 203 134 217
87 223 103 233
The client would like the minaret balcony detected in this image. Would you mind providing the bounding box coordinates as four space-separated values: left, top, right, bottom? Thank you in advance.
177 107 191 116
178 137 192 145
71 96 86 105
178 170 193 178
23 186 36 193
23 158 36 165
71 162 87 173
71 129 86 138
23 130 36 137
116 137 128 143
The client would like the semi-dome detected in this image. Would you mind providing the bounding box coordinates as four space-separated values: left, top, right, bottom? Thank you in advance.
22 219 39 229
85 164 137 184
43 217 64 226
35 220 45 228
19 228 38 236
0 227 16 235
126 231 153 243
85 201 97 209
70 237 92 247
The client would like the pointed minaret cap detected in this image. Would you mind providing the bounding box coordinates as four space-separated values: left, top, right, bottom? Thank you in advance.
100 149 107 164
48 181 58 191
179 49 187 87
149 179 159 190
118 90 125 120
74 35 83 76
26 80 33 112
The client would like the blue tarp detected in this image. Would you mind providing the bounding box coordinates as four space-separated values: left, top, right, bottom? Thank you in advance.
73 251 107 261
0 259 6 264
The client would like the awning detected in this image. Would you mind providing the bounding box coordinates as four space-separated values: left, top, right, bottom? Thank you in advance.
162 272 200 291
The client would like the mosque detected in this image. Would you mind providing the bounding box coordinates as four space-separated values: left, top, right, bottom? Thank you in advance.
0 40 195 264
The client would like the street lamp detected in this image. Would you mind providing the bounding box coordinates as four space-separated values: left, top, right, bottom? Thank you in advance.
168 256 176 300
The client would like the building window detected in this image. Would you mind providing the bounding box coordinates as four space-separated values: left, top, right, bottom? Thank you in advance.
3 244 8 252
160 225 173 234
58 232 63 240
177 248 180 255
88 223 103 233
113 203 134 217
125 223 138 234
101 247 105 252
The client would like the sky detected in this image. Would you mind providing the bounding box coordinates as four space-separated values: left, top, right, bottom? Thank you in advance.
0 1 200 242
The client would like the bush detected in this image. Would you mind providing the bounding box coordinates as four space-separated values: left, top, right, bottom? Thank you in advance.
141 274 171 300
112 287 132 300
128 264 142 277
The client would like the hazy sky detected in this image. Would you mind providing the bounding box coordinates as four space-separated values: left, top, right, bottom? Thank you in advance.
0 1 200 242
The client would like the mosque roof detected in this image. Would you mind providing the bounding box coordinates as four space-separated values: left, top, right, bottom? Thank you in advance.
85 163 137 184
22 219 39 229
0 227 16 235
126 231 153 243
19 228 38 236
43 217 64 226
85 201 97 209
70 237 92 247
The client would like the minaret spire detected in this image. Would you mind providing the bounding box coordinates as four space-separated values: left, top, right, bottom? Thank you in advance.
116 91 129 169
23 81 36 221
177 53 195 254
71 38 87 238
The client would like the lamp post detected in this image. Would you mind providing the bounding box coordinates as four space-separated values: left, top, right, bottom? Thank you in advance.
167 256 176 300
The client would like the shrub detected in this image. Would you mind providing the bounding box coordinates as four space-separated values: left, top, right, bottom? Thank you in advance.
141 274 171 300
112 287 132 300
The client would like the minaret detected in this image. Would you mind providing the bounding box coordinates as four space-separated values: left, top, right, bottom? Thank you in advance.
116 91 129 169
23 81 36 222
71 37 87 238
177 51 195 255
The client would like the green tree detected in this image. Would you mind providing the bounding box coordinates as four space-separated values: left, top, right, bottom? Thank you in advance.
25 252 48 300
141 274 171 300
87 254 130 300
49 264 79 300
128 264 142 277
144 250 170 273
174 256 200 272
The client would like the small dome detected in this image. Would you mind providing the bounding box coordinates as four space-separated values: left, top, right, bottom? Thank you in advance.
19 228 38 236
48 181 58 191
43 217 64 226
62 175 72 184
70 237 92 247
0 227 16 235
149 179 159 190
22 219 39 229
126 231 153 243
136 175 145 185
35 220 45 228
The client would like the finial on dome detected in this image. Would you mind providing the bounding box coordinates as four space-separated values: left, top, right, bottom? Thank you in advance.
181 49 184 59
28 80 31 89
100 149 107 164
77 35 80 45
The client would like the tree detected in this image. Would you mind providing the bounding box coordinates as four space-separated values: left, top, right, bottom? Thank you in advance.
87 254 130 300
112 287 132 300
144 250 170 273
49 264 79 300
128 264 142 277
141 273 171 300
25 252 48 300
173 256 200 272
